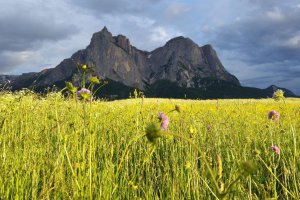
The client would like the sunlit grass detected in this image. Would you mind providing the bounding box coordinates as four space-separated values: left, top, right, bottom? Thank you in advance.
0 91 299 199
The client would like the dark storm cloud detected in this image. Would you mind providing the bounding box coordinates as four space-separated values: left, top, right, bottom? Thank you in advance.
0 14 78 52
0 7 79 50
209 2 300 94
69 0 162 15
0 1 79 72
214 8 300 64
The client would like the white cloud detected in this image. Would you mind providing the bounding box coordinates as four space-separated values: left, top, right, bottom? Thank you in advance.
150 26 182 44
266 7 285 21
127 16 155 28
281 33 300 49
235 17 241 21
166 3 190 17
0 51 42 74
151 27 169 42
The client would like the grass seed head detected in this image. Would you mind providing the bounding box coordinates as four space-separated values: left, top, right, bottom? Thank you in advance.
65 81 77 94
145 122 162 143
272 89 284 101
240 161 257 176
175 105 182 113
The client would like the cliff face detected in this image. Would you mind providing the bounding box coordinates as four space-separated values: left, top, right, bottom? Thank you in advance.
7 26 240 91
147 37 240 87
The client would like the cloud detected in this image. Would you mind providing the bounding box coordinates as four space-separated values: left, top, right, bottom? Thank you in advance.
266 7 285 21
0 0 80 73
68 0 162 15
166 3 191 17
0 1 78 52
213 7 300 64
209 2 300 94
150 26 182 44
280 32 300 49
0 51 42 74
220 50 300 94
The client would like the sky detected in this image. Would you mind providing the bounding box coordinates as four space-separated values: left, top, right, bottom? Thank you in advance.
0 0 300 94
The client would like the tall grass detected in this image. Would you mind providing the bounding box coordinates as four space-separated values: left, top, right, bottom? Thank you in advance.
0 91 299 199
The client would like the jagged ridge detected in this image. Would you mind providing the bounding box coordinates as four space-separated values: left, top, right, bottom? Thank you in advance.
0 27 297 99
4 27 240 90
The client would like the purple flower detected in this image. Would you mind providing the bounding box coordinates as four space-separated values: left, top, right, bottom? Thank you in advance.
268 110 280 120
158 112 166 120
158 112 169 130
271 145 280 154
77 88 91 100
161 117 169 130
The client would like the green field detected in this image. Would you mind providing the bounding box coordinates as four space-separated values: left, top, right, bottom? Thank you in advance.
0 91 299 199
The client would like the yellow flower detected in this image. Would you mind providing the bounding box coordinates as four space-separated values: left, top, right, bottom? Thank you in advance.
89 76 100 84
185 161 191 170
128 181 138 190
132 185 138 190
189 126 196 134
82 64 87 70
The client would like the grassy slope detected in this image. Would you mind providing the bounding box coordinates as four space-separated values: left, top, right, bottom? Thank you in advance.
0 92 299 199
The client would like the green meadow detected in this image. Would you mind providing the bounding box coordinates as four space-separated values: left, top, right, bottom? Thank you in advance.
0 91 299 199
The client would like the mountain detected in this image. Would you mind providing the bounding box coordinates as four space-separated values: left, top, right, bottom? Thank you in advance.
0 27 297 99
265 85 296 97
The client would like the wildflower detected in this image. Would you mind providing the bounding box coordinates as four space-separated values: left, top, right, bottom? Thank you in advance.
65 81 77 94
158 112 169 130
253 149 261 156
185 161 191 170
271 145 280 154
89 76 100 84
77 88 91 101
145 123 162 143
268 110 280 120
175 105 182 113
189 126 197 134
272 89 284 101
128 181 138 190
82 64 87 70
132 185 138 190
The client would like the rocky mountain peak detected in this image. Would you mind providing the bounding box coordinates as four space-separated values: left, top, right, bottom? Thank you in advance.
89 26 113 46
6 26 244 95
164 36 198 50
114 34 132 54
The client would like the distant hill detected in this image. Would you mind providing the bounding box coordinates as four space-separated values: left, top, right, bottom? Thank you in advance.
0 27 297 99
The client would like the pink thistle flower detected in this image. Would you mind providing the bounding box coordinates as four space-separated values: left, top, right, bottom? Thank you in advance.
158 112 167 120
161 118 169 130
76 88 91 100
268 110 280 120
271 145 280 154
158 112 169 130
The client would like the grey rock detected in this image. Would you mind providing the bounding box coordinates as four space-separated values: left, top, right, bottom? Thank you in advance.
9 27 240 91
